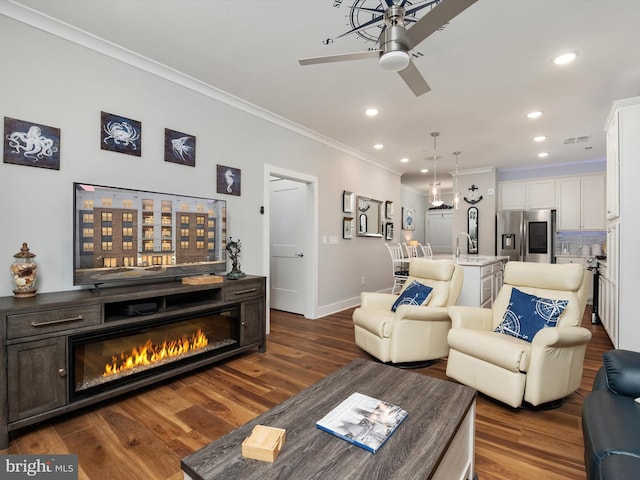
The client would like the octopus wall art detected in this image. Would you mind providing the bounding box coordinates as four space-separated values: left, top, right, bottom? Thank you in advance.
164 128 196 166
100 111 142 156
3 117 60 170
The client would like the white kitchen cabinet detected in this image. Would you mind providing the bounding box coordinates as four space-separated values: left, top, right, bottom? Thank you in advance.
605 109 620 219
457 260 505 308
556 174 605 231
498 179 554 211
526 179 556 209
604 96 640 351
499 182 526 210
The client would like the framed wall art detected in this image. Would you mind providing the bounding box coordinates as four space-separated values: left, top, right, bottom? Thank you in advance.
385 222 394 240
101 111 141 156
164 128 196 166
3 116 60 170
342 190 354 213
217 164 241 196
385 201 394 219
402 207 415 231
343 217 354 239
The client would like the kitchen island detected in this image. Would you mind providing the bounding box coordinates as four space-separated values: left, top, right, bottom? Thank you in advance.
433 255 509 308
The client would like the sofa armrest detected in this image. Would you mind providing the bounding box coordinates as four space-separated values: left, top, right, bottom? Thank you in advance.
395 305 450 322
360 291 396 310
447 306 493 330
532 326 592 348
602 349 640 397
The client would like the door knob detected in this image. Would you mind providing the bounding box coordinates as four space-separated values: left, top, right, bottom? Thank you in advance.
295 253 304 257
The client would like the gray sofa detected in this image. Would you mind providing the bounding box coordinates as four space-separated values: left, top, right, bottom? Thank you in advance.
582 349 640 480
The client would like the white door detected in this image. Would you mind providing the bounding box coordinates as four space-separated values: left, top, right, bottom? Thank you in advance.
270 178 306 314
426 212 453 253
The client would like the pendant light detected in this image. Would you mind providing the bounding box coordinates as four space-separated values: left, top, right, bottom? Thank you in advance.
430 132 444 207
453 151 461 210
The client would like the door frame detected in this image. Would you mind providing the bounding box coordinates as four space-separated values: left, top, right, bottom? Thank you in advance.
263 165 318 319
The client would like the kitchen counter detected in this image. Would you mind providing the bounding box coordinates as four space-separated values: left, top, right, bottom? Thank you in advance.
433 254 510 267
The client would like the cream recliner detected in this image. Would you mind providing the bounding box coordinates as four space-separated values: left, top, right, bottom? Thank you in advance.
446 261 592 408
353 258 463 364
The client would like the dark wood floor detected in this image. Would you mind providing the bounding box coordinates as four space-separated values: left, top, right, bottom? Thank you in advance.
3 306 611 480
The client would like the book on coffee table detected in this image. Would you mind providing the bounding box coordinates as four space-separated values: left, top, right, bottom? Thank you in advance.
316 392 408 453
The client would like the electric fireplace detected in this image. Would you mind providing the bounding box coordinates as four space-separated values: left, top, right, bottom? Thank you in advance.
69 306 239 399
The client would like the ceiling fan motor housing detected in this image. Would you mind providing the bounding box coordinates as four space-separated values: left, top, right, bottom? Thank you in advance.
379 6 410 71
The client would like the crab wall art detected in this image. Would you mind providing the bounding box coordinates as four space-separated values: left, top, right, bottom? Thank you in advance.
3 117 60 170
100 111 142 156
164 128 196 167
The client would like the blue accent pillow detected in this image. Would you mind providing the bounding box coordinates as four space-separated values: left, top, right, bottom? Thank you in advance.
494 288 569 342
391 281 433 312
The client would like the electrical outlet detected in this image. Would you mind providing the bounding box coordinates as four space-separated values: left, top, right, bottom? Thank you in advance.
361 276 366 286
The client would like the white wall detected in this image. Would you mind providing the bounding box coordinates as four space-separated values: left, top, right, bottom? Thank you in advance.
0 14 400 314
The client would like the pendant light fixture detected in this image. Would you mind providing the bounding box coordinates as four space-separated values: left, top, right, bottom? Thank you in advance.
453 151 461 210
430 132 444 207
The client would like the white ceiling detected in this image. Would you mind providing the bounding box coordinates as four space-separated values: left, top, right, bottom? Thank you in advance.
10 0 640 193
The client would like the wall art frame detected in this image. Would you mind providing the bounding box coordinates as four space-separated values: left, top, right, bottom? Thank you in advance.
164 128 196 166
343 217 354 239
402 207 415 231
100 111 142 156
3 116 60 170
385 201 394 219
342 190 354 213
385 222 394 240
217 164 241 196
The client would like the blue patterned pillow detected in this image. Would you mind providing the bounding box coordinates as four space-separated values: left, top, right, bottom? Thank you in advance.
494 288 569 342
391 281 433 312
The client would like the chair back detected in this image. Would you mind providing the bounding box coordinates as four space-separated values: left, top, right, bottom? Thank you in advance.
403 243 419 258
491 261 588 329
402 258 463 307
419 243 433 259
385 243 405 262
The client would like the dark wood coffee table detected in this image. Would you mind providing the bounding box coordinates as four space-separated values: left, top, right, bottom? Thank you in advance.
181 358 476 479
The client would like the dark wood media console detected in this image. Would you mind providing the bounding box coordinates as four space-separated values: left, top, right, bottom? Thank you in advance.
0 275 266 449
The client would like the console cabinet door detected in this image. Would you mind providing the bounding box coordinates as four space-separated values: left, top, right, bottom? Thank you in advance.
7 337 67 422
240 298 265 349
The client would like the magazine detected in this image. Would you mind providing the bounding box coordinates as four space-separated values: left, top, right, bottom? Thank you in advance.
316 392 408 453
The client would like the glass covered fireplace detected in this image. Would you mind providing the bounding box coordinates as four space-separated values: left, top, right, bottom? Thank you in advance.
69 306 239 399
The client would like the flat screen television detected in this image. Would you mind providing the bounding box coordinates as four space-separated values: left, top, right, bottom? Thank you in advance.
73 183 227 287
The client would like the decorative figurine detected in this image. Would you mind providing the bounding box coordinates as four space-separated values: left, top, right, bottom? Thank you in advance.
10 242 38 298
226 237 246 280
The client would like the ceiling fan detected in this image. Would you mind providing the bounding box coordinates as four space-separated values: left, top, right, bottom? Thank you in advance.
298 0 478 96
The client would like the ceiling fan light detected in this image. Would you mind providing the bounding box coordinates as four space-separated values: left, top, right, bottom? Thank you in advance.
379 51 410 72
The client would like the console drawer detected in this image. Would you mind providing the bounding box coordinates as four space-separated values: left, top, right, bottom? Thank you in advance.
7 305 101 339
223 280 264 302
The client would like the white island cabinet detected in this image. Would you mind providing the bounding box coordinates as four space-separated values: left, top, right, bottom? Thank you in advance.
434 256 508 308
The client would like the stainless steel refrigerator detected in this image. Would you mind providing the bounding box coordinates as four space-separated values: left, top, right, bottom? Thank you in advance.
496 209 556 263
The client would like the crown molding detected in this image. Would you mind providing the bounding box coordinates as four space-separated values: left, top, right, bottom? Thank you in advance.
1 0 402 176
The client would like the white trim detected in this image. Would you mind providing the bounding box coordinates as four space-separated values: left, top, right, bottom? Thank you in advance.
264 165 319 320
1 0 401 176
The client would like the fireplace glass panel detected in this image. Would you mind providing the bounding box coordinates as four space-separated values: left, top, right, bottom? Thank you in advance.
71 307 238 397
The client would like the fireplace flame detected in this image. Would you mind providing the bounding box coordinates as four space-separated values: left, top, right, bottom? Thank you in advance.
103 328 209 377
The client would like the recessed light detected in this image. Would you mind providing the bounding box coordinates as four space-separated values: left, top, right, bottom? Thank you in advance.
553 52 577 65
373 144 384 150
538 152 549 158
365 108 379 117
400 158 409 163
534 135 547 142
420 168 429 173
527 111 543 119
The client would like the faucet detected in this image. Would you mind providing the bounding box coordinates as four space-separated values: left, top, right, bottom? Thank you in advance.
456 232 473 257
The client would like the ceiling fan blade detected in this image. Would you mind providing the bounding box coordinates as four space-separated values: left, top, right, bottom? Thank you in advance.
399 0 478 50
397 61 431 96
299 50 381 66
